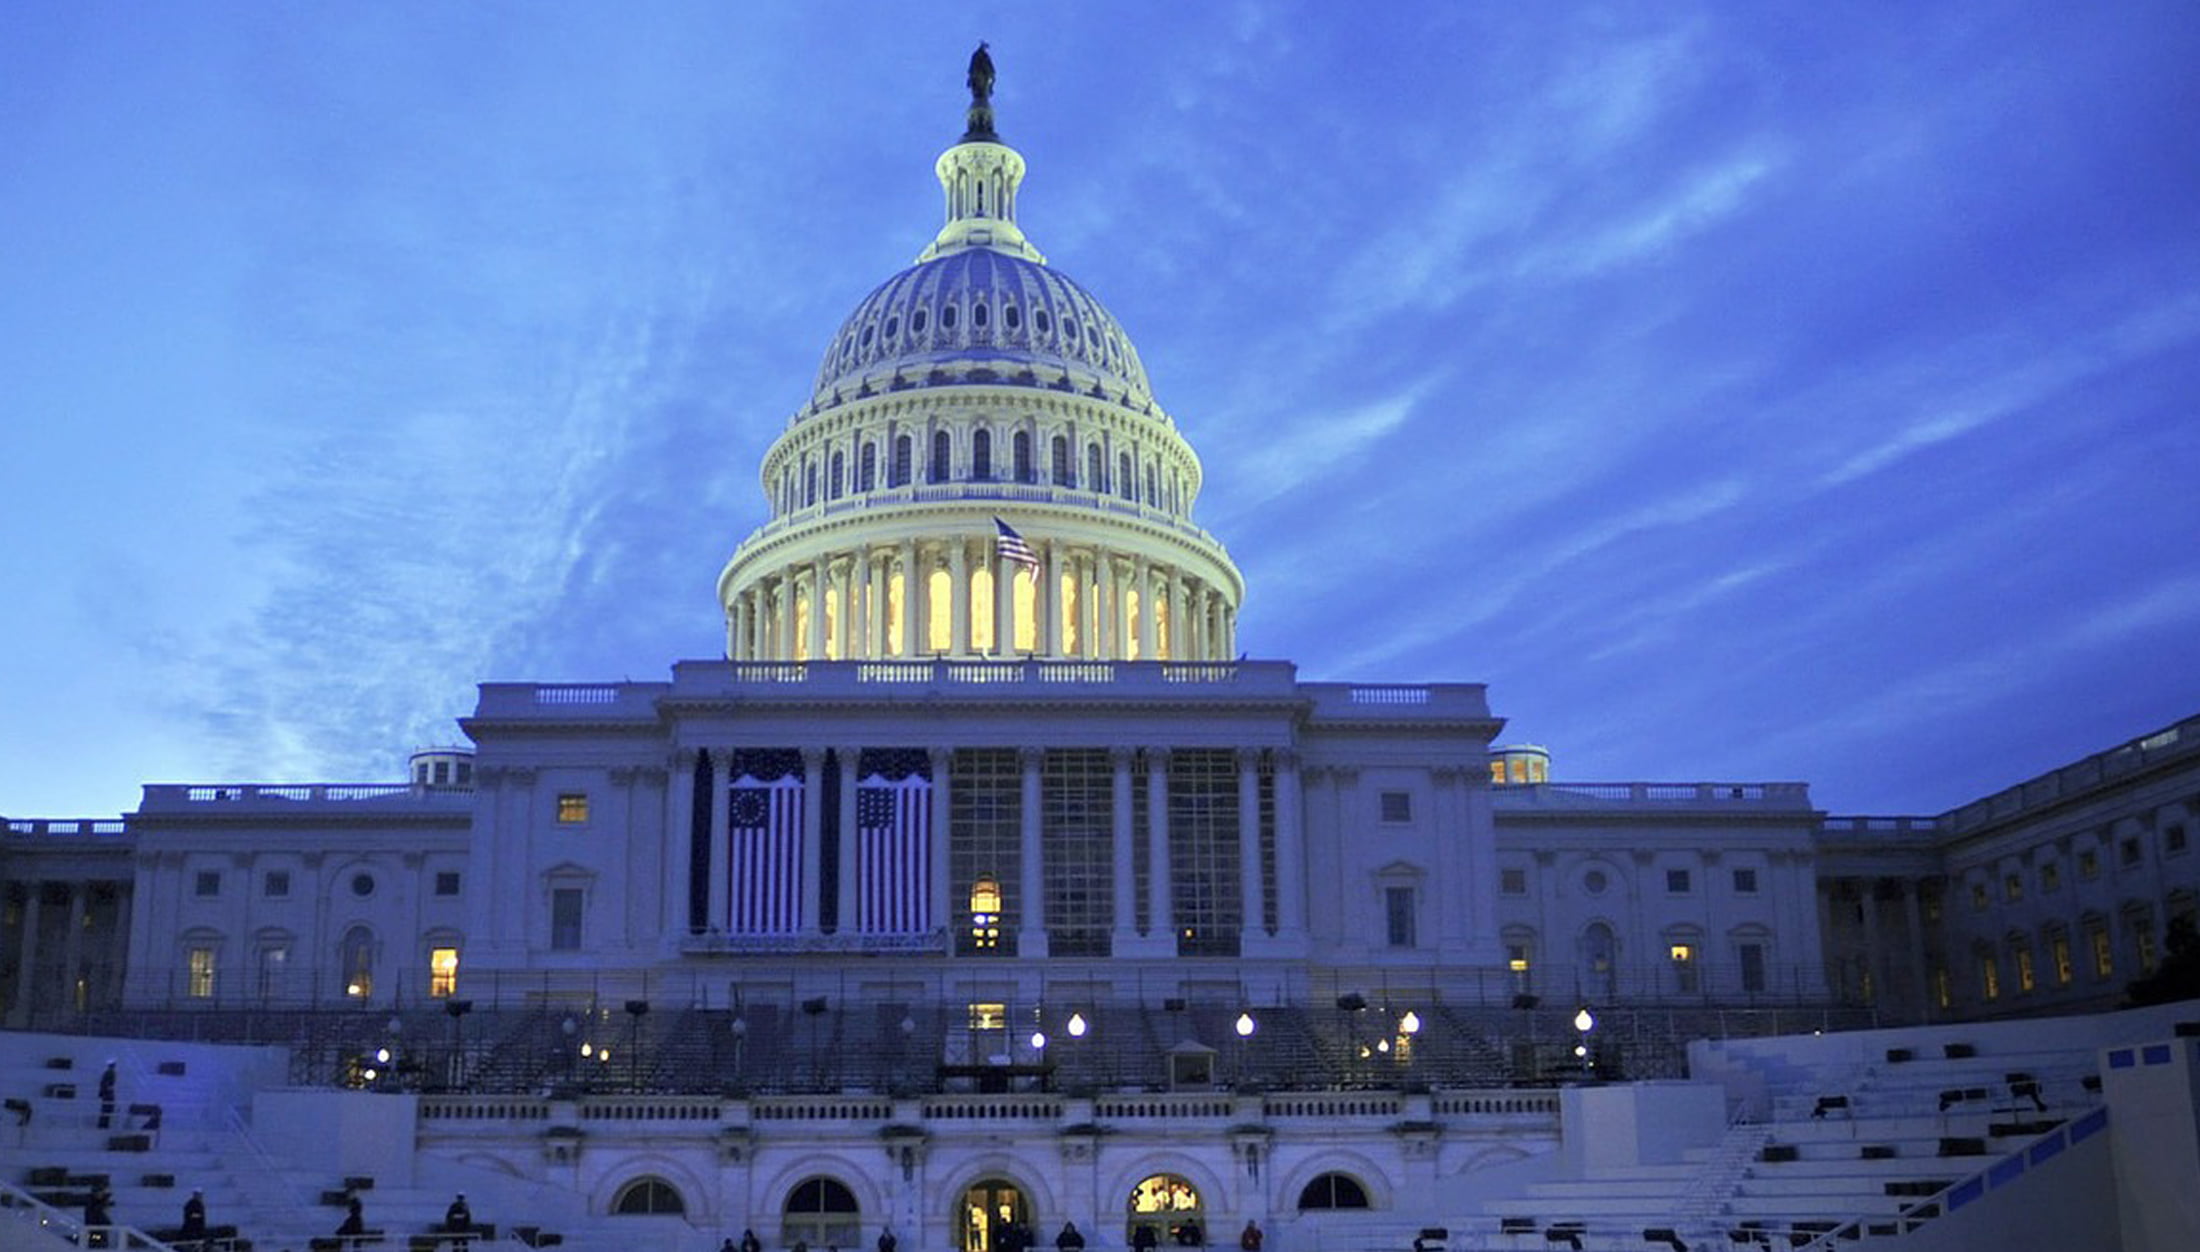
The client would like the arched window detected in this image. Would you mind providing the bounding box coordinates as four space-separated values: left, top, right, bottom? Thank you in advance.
912 308 929 335
1582 922 1617 998
892 435 912 487
859 443 877 492
1296 1173 1370 1210
804 460 818 508
339 925 375 1000
830 451 845 500
1051 435 1072 485
1119 452 1135 499
942 303 959 331
930 431 951 483
1005 304 1022 331
782 1177 860 1249
1035 308 1052 335
972 429 992 480
973 301 989 328
1145 463 1157 506
1126 1174 1202 1249
1087 444 1105 492
1013 430 1033 483
613 1177 685 1216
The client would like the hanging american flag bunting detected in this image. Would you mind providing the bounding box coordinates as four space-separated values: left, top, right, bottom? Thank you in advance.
855 772 932 934
728 773 804 934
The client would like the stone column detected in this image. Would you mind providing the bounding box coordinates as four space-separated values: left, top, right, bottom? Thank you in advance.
1135 558 1156 660
1146 750 1173 943
1045 541 1066 656
899 540 920 657
1111 747 1138 945
1019 747 1048 957
1901 881 1930 1020
1167 571 1187 662
726 596 745 661
807 557 828 662
949 537 971 656
1272 750 1308 943
61 884 86 1016
830 558 853 661
1860 879 1883 1006
800 749 826 935
997 549 1019 655
1237 748 1265 949
709 749 733 932
929 748 954 937
1096 555 1117 660
778 569 798 662
7 885 40 1025
666 749 696 939
837 746 862 933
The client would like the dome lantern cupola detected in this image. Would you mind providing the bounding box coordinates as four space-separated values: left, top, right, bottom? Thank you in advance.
718 49 1244 665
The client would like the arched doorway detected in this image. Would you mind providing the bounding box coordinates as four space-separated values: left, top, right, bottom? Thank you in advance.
1127 1174 1203 1248
958 1177 1029 1252
783 1176 860 1249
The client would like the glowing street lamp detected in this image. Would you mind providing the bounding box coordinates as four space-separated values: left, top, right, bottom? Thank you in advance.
1398 1010 1421 1035
1234 1012 1257 1038
1066 1011 1088 1038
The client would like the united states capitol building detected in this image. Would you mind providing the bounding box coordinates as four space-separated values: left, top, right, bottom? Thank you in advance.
3 52 2196 1252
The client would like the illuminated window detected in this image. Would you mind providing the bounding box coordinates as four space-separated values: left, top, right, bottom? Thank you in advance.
1979 954 2000 1001
1379 791 1411 823
2136 918 2158 973
187 947 217 999
1506 942 1533 993
2003 873 2022 902
2014 945 2035 993
1500 868 1527 895
968 875 1002 950
2050 933 2073 985
2089 927 2113 978
2039 862 2061 892
1488 761 1506 784
1931 964 1950 1009
2078 849 2100 880
1669 942 1698 993
557 794 590 824
340 926 374 999
429 947 459 998
967 1001 1006 1030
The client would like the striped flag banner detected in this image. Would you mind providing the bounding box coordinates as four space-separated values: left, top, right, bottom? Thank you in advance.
856 773 932 934
728 774 804 934
993 516 1039 575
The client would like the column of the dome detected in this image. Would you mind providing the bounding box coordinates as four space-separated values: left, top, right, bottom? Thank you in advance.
1167 571 1186 662
778 567 798 662
949 537 970 656
1134 557 1155 660
1098 555 1118 659
833 556 855 660
807 557 828 662
1044 541 1064 656
852 548 872 660
897 539 919 657
996 549 1017 656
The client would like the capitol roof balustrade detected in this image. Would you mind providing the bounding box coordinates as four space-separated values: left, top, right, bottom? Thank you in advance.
137 782 475 814
658 658 1309 705
1943 711 2200 835
1493 780 1815 810
4 818 129 838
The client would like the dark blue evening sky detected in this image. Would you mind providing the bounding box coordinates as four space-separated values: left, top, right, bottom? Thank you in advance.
3 2 2196 818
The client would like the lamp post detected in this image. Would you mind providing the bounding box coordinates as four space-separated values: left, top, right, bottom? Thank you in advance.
1573 1005 1595 1076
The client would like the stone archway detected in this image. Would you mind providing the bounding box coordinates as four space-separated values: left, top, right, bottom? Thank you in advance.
1126 1174 1204 1249
958 1176 1031 1252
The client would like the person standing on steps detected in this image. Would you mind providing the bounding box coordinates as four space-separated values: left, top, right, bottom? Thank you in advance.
1240 1222 1263 1252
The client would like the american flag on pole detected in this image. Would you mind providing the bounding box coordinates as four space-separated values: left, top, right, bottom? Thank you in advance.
855 773 932 933
993 517 1039 575
727 774 803 934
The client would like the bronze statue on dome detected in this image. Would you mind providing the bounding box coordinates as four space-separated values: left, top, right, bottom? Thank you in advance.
968 42 995 105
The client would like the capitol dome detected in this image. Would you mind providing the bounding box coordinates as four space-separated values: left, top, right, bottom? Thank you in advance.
719 52 1242 665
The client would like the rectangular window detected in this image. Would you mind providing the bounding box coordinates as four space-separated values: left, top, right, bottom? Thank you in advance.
1970 882 1989 911
1924 893 1942 923
1379 791 1411 823
2078 849 2100 880
194 870 221 898
2039 862 2060 892
429 947 459 998
2137 919 2158 973
1738 942 1766 994
2003 873 2023 902
2051 934 2073 985
434 871 462 897
2089 928 2113 979
550 888 584 951
187 948 216 999
557 793 590 824
1980 954 2000 1002
1384 886 1416 948
257 945 287 999
967 1002 1006 1031
1670 943 1698 993
2120 837 2142 867
1666 868 1692 894
2015 947 2036 993
263 870 290 898
1500 868 1527 896
1931 964 1951 1009
1732 867 1758 894
1507 942 1532 993
1487 761 1507 784
2167 823 2189 855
